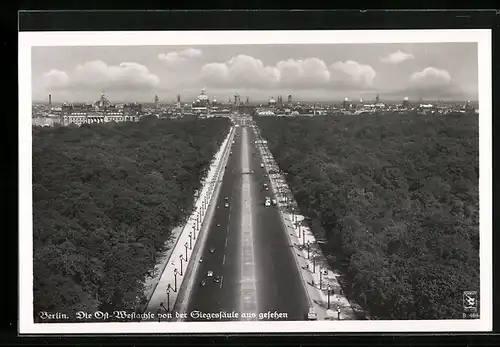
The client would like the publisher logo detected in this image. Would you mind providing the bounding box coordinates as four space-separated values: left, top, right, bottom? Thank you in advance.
463 291 477 313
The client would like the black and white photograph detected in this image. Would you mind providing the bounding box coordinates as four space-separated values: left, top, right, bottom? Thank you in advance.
19 29 492 334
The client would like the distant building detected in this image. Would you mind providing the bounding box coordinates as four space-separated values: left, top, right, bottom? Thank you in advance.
192 89 210 115
62 103 94 126
33 116 60 127
174 94 182 110
58 93 140 126
269 97 277 108
288 94 292 104
256 109 275 116
464 100 475 113
342 97 349 109
233 93 241 106
93 93 112 109
402 96 410 109
123 103 142 117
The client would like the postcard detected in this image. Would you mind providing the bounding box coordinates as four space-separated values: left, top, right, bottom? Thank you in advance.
19 29 492 334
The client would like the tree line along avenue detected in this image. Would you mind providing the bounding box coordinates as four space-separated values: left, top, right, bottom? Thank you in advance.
33 116 231 321
32 111 479 321
255 112 479 320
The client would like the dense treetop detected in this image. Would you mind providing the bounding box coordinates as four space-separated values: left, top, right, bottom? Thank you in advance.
256 113 479 319
32 117 230 321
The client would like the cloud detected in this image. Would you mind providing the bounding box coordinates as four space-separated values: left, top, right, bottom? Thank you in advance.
43 60 160 91
158 48 202 63
201 54 280 88
276 58 330 87
43 69 69 88
201 55 375 90
394 67 461 99
410 67 451 87
380 50 415 64
409 67 451 87
329 60 376 88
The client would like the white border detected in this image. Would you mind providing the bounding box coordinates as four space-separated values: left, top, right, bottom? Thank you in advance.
19 29 492 334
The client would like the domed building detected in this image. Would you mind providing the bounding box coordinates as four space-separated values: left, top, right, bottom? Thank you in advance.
93 93 113 110
192 89 210 116
402 96 410 109
194 89 209 106
91 92 122 123
268 97 277 108
342 97 349 109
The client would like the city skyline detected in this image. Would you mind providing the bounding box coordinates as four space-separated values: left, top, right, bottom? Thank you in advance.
32 43 478 103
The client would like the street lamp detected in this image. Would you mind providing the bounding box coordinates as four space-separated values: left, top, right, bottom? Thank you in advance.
166 284 171 311
312 255 316 273
327 284 331 309
184 242 189 259
307 241 311 259
319 267 326 290
302 226 305 245
179 254 184 276
188 232 193 249
192 224 196 240
173 268 178 292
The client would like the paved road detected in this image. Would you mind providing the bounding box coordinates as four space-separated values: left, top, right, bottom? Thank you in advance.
247 127 310 321
185 120 309 321
184 127 243 321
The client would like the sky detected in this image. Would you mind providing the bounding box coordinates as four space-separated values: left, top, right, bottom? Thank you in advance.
32 43 478 103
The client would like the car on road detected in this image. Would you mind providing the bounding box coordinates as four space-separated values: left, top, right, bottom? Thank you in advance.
201 279 208 287
209 247 215 254
260 163 264 168
263 183 269 191
224 202 229 208
265 197 271 207
213 276 221 283
307 307 318 320
207 271 214 277
271 198 277 206
225 196 229 201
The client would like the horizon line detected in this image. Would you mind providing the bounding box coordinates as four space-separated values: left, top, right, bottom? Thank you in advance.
32 98 479 104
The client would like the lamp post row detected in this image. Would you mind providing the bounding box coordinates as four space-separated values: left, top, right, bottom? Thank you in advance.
160 132 230 318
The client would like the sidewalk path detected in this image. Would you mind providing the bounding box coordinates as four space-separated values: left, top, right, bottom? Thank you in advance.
253 127 358 321
142 126 235 318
